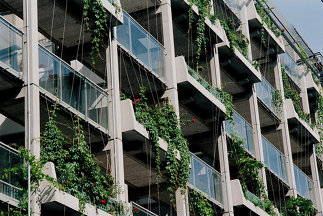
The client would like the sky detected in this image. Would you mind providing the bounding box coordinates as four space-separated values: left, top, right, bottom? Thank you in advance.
271 0 323 54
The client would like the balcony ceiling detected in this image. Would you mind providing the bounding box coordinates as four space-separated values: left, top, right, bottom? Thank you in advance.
121 0 160 13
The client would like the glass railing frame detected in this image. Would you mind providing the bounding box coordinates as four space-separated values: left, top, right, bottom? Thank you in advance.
261 135 288 184
293 164 315 202
189 153 223 207
280 52 301 87
116 10 165 82
220 0 242 20
131 202 158 216
225 110 256 157
255 75 282 118
38 44 109 130
0 15 24 78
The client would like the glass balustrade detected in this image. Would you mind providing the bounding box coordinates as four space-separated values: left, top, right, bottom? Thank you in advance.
0 142 22 200
293 164 315 202
0 16 23 77
280 52 301 87
225 110 255 156
116 11 165 81
222 0 241 20
255 76 281 118
189 153 223 205
132 202 158 216
38 45 109 130
262 136 287 183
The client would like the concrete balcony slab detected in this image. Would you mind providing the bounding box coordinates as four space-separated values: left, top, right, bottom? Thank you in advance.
175 56 227 125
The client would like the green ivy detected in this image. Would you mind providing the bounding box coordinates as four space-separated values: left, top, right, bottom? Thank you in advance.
254 0 281 40
189 190 214 216
228 131 276 215
132 87 190 204
83 0 110 67
316 94 323 155
272 89 283 114
281 67 312 126
283 196 316 216
220 19 249 59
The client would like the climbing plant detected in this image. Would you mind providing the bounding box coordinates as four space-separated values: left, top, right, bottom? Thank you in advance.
189 190 214 216
316 94 323 154
220 19 249 59
281 67 312 125
282 196 316 216
272 89 283 114
132 87 190 204
83 0 118 67
228 131 276 215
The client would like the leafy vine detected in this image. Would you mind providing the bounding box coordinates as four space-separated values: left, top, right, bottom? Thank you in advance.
282 196 316 216
132 87 190 203
189 190 214 216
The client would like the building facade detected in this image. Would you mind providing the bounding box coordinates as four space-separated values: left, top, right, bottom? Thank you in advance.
0 0 323 215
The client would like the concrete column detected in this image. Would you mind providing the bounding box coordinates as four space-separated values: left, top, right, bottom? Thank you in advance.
274 57 297 197
299 65 310 113
249 86 268 191
310 145 323 214
159 1 188 215
23 0 40 215
239 0 252 60
210 44 221 88
218 123 234 216
104 28 126 202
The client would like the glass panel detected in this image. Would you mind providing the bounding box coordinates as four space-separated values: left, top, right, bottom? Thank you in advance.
255 76 281 118
189 153 223 205
262 136 287 183
116 11 165 80
222 0 241 19
132 202 157 216
0 17 23 74
225 110 255 157
39 47 60 96
38 45 109 130
294 164 314 202
280 52 301 87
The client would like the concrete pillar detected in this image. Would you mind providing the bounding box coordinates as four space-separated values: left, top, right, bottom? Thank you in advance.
299 65 310 114
218 123 234 216
159 1 188 214
274 57 297 197
249 86 268 192
105 28 126 202
310 145 323 214
23 0 40 215
239 0 252 60
210 44 221 88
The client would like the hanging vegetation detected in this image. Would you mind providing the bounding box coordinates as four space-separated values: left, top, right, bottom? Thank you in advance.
283 196 316 216
132 87 190 203
189 190 215 216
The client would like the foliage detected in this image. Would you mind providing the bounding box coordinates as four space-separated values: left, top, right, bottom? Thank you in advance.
316 94 323 155
283 196 316 216
272 89 283 114
220 19 249 59
188 0 213 64
254 0 281 40
41 110 119 213
228 130 276 215
281 67 312 126
132 87 190 203
83 0 110 67
189 190 214 216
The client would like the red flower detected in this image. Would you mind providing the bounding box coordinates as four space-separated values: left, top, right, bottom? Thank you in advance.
133 101 136 105
134 207 139 212
94 184 96 186
308 116 310 119
282 29 285 32
192 119 196 122
66 180 68 183
101 200 107 204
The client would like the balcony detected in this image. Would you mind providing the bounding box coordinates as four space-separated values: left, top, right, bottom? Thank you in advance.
38 45 109 132
175 56 227 126
293 164 315 202
0 16 24 91
189 153 223 208
221 0 241 20
225 110 256 157
255 76 281 123
132 202 158 216
116 11 165 83
262 136 287 184
0 141 22 206
285 99 319 145
280 52 301 89
218 43 261 88
248 0 285 55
